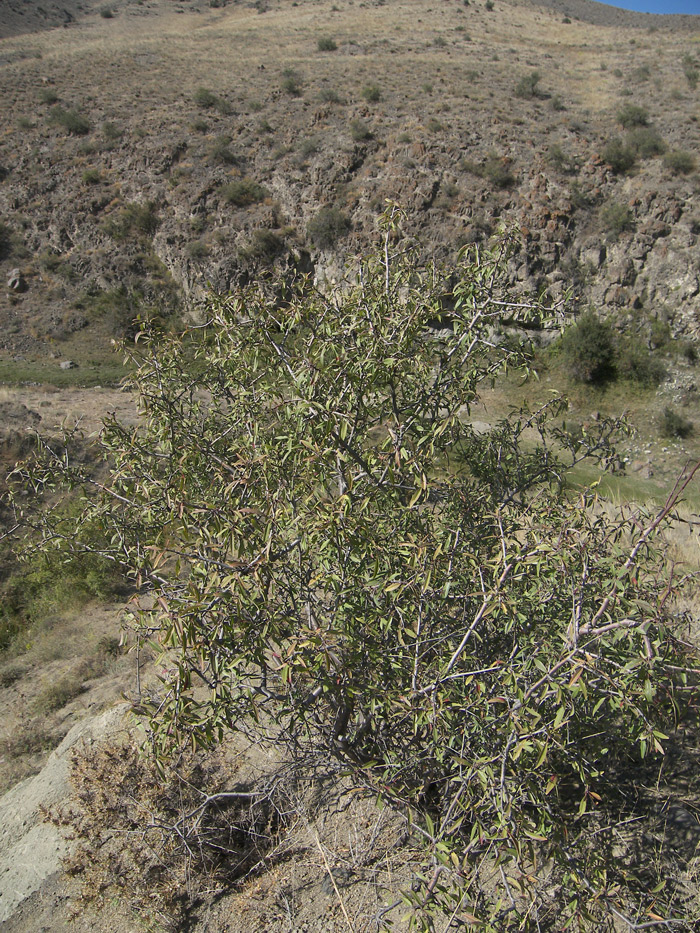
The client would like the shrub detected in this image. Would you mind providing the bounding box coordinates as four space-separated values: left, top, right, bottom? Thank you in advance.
559 311 616 384
664 149 696 175
463 153 516 189
683 53 699 89
601 137 636 174
617 340 665 387
485 0 494 9
306 206 350 247
617 103 648 128
220 178 267 206
186 239 210 260
600 201 634 237
0 221 13 260
38 88 59 104
317 36 337 51
662 406 693 438
626 126 666 158
319 87 341 103
361 84 381 103
102 121 122 141
103 201 159 239
240 228 285 262
99 6 114 17
194 87 218 108
281 69 303 96
350 118 373 141
81 168 101 185
49 106 90 135
550 93 565 111
546 143 576 174
15 210 699 930
210 135 237 165
514 70 541 99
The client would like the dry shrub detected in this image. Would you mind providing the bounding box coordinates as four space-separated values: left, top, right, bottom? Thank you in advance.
55 742 288 930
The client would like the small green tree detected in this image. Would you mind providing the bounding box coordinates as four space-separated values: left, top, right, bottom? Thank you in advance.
559 311 616 383
9 208 699 931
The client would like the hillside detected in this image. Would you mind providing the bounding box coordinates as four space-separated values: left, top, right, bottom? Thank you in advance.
1 1 700 930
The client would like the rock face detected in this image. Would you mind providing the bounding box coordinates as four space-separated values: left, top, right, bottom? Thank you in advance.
0 706 129 924
0 0 697 357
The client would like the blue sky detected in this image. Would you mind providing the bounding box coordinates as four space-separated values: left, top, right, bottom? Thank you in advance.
602 0 699 12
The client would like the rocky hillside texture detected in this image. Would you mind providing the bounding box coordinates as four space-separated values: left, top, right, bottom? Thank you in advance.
0 0 697 371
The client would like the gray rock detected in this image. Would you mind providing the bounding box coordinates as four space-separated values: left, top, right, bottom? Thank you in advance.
7 268 25 292
59 360 77 370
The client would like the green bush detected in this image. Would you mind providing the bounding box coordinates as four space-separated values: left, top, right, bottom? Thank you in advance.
664 149 696 175
194 87 218 108
514 70 541 99
210 135 237 165
349 118 372 142
49 106 91 135
662 406 693 438
463 153 515 189
626 126 666 158
601 137 636 174
617 103 648 128
317 36 337 51
361 84 381 103
319 87 341 103
16 210 699 930
102 121 122 141
600 201 634 237
559 311 616 384
38 88 59 104
186 239 210 260
281 69 303 96
682 53 698 90
546 143 577 174
306 206 350 248
617 340 665 387
220 178 267 207
240 228 285 262
103 201 159 239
